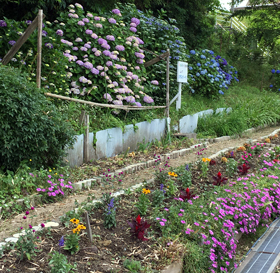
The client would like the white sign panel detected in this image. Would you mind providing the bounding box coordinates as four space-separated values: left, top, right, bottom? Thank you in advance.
177 61 188 83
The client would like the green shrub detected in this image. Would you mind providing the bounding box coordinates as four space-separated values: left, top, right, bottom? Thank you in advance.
0 64 76 171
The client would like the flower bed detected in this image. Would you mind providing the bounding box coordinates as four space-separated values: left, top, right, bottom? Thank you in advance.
1 138 280 272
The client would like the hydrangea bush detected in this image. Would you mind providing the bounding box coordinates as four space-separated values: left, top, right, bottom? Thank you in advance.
0 18 70 95
187 49 239 98
269 68 280 92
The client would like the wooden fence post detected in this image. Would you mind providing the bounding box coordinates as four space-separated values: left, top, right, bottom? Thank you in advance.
36 10 43 89
84 114 90 163
166 49 171 142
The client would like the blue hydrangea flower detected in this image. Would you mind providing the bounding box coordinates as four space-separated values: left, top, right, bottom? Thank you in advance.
190 50 196 55
270 84 273 88
272 69 276 74
277 70 280 74
200 55 206 59
197 63 201 67
196 72 200 77
219 90 224 95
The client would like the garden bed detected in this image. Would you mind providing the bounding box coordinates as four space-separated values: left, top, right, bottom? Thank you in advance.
1 136 280 272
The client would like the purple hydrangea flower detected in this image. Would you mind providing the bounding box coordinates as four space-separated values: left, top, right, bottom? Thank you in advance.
91 33 98 39
125 96 136 103
72 47 78 51
83 62 93 70
75 3 83 9
97 65 104 70
131 17 140 26
98 38 107 45
8 40 16 46
82 18 89 23
113 100 123 105
135 102 142 107
108 18 117 24
84 43 91 48
103 50 111 56
85 29 93 35
87 13 93 18
75 37 83 42
94 16 100 21
135 52 145 59
104 93 113 101
78 21 85 26
56 29 63 36
130 23 137 27
106 35 115 41
76 60 84 66
102 44 110 50
115 45 125 51
143 95 154 103
45 42 53 49
112 9 121 15
91 68 99 75
151 80 159 85
130 27 137 33
80 46 88 51
106 61 113 67
94 50 101 56
0 20 7 27
95 23 102 28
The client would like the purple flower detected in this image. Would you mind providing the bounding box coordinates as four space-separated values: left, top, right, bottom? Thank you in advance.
91 68 99 75
106 61 113 67
78 21 85 26
42 30 47 37
8 40 16 46
103 50 111 56
75 37 83 42
130 27 137 33
85 29 93 35
84 43 91 48
115 45 125 51
102 44 110 49
94 50 101 56
59 236 64 247
95 23 102 28
25 20 32 25
131 17 140 26
136 59 144 64
83 62 93 70
143 95 154 104
87 13 93 18
82 18 89 23
104 93 113 101
94 16 100 21
108 18 117 24
98 38 107 45
56 29 63 36
151 80 159 85
72 47 78 51
80 47 88 51
135 52 145 59
91 33 98 39
106 35 115 41
112 9 121 15
76 60 84 66
130 23 137 27
135 102 142 107
0 20 7 27
45 43 53 49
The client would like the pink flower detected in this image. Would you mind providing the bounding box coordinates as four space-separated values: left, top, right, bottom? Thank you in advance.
159 222 165 226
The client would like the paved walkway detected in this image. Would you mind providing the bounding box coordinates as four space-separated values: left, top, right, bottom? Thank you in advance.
236 218 280 273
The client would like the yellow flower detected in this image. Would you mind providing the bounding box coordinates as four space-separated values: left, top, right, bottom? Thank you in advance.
142 188 151 194
29 159 32 161
49 169 52 172
168 172 178 177
73 228 79 234
221 157 228 163
265 138 271 143
77 224 86 230
70 218 80 225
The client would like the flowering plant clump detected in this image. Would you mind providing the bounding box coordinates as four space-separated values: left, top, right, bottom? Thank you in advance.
135 190 150 216
268 68 280 92
64 218 86 254
35 173 73 199
127 215 151 241
14 208 44 261
187 49 238 98
0 18 70 95
212 171 228 186
50 3 156 109
104 198 117 229
179 188 196 201
238 163 250 175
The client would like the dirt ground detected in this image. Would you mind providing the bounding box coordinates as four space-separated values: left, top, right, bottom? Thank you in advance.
0 125 278 242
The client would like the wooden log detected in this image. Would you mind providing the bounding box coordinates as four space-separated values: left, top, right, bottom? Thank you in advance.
144 51 170 68
44 92 166 110
79 110 86 126
2 17 39 65
36 10 43 89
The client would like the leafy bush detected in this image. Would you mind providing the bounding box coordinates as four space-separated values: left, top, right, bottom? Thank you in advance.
0 64 76 171
187 49 238 98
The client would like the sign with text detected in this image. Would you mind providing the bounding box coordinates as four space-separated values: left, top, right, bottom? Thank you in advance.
177 61 188 83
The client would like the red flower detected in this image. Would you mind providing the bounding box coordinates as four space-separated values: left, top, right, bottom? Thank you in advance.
179 188 196 200
238 163 250 175
128 215 151 241
213 172 228 186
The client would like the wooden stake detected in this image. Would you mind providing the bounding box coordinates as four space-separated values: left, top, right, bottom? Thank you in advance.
36 10 43 89
166 49 171 143
84 211 93 244
79 110 86 126
84 114 89 163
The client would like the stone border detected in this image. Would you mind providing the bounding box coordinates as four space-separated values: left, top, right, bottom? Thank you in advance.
1 126 280 272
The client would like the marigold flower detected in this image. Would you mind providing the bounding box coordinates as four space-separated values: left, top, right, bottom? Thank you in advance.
168 171 178 177
142 188 151 194
221 157 228 163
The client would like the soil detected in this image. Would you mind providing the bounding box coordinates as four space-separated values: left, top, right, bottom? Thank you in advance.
0 125 279 272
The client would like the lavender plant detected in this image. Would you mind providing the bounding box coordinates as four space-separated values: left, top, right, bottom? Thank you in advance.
104 198 117 229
